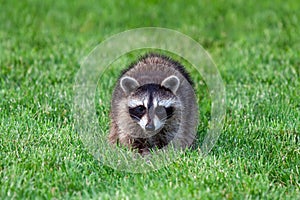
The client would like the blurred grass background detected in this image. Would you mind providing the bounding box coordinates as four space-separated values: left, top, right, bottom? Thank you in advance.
0 0 299 199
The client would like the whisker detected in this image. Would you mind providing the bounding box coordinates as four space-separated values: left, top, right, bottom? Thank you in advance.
130 115 140 121
160 114 174 121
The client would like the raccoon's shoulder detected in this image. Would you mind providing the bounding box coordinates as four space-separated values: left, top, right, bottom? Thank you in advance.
120 53 194 86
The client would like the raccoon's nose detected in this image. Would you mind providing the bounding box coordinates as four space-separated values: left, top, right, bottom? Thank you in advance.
145 123 155 131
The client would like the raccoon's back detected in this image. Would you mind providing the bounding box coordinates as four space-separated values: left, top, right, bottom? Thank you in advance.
120 53 194 86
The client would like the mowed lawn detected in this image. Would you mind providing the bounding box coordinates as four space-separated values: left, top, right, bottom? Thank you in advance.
0 0 299 199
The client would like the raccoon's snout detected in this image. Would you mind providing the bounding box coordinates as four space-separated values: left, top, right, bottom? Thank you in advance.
145 122 155 131
140 114 164 132
145 107 157 131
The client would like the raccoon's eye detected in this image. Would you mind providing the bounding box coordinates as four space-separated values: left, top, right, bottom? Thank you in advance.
165 106 174 119
135 105 146 113
129 105 146 120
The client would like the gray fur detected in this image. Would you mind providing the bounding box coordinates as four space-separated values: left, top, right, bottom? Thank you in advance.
109 54 198 154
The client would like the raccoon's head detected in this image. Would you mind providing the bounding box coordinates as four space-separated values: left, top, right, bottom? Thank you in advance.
120 75 181 135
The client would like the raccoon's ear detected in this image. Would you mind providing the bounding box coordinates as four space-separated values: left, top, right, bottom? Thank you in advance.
161 75 180 94
120 76 140 94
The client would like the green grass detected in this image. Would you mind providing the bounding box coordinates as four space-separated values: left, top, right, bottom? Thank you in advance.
1 0 299 199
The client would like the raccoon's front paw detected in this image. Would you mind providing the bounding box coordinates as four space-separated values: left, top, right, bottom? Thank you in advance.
140 148 151 156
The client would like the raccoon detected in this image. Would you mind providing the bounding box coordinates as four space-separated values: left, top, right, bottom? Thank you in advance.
109 53 198 154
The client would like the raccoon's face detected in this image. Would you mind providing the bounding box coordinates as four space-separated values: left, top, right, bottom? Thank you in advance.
120 75 180 135
128 84 177 132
